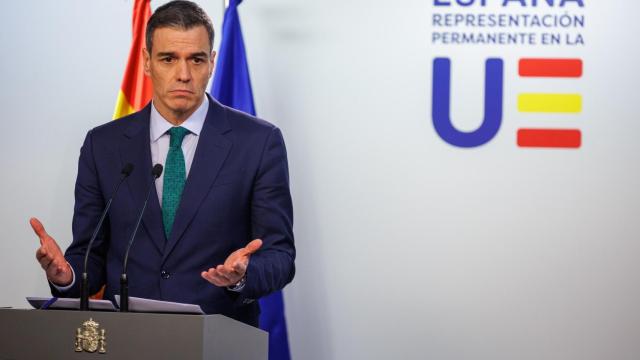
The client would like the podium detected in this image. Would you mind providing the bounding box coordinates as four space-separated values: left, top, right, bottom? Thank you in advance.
0 308 267 359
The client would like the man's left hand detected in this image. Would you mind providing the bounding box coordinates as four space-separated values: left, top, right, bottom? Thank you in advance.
201 239 262 287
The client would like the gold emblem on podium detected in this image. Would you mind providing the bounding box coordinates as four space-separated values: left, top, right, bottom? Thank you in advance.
75 318 107 354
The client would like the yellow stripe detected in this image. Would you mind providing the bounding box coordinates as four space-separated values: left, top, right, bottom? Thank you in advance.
112 90 136 120
517 93 582 113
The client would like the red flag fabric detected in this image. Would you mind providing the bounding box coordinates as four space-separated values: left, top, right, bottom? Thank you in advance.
113 0 153 119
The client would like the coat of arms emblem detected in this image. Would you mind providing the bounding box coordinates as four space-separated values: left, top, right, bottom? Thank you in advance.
75 318 107 354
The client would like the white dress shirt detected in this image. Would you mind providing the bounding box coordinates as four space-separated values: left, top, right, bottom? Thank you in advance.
150 96 208 206
53 96 209 291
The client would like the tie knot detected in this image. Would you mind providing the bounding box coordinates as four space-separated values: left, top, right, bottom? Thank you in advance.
168 127 190 148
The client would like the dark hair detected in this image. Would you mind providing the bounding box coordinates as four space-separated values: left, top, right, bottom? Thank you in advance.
146 0 215 53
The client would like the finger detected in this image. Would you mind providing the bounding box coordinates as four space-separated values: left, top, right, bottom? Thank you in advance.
201 270 228 287
210 266 241 286
37 247 52 263
244 239 263 255
37 242 61 262
218 267 243 285
40 256 54 271
202 268 224 282
215 265 235 282
201 270 218 284
29 217 49 244
218 267 241 283
36 247 47 261
214 275 233 286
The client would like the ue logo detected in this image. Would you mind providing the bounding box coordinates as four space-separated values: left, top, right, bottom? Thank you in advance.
432 57 583 149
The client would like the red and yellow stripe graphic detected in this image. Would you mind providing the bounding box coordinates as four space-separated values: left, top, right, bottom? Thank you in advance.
517 129 581 148
518 93 582 113
516 58 583 149
113 0 153 119
518 58 583 78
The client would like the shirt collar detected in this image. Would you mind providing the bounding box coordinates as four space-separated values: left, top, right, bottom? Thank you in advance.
150 95 209 142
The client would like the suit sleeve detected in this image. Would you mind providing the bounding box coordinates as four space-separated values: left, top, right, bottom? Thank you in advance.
50 130 109 297
240 127 296 301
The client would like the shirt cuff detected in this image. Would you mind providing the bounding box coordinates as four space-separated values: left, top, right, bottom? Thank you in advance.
49 263 75 292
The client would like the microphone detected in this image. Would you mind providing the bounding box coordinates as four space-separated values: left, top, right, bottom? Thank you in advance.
80 163 134 311
119 164 163 312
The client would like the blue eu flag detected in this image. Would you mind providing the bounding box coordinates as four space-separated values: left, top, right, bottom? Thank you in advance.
211 1 292 359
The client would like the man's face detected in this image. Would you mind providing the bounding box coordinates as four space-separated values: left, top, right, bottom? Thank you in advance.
144 26 215 123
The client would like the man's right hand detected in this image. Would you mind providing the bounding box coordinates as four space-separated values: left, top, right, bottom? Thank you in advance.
30 217 72 287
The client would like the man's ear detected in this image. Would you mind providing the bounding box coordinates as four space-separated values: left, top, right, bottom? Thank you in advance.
209 51 217 77
143 48 151 76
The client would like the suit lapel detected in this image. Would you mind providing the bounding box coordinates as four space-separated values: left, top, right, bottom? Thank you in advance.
162 97 232 263
119 105 166 253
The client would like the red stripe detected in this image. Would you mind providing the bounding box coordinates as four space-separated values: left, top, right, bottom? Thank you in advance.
519 58 582 78
517 129 582 148
119 0 153 111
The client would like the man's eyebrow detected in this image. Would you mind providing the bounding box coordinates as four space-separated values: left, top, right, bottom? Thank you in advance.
189 52 209 58
154 51 209 58
155 51 176 58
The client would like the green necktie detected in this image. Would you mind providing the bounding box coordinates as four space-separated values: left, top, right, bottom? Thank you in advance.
162 126 190 239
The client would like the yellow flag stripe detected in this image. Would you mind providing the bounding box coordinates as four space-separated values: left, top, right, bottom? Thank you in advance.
112 90 136 120
517 93 582 113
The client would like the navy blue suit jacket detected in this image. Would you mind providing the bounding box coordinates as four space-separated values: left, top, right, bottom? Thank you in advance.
52 96 295 326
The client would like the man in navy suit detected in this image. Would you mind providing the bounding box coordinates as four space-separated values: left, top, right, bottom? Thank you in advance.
31 0 294 326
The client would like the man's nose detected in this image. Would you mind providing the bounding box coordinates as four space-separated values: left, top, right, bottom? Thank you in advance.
176 60 192 82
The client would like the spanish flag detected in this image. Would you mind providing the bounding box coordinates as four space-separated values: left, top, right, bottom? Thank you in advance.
113 0 153 119
91 0 151 300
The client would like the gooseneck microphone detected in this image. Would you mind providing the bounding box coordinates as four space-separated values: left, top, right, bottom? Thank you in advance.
120 164 163 312
80 163 134 311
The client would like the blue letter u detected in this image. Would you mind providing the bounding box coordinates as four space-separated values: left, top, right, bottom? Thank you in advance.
432 58 503 148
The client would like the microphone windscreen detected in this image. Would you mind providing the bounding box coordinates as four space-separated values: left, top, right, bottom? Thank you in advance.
121 163 134 176
152 164 163 178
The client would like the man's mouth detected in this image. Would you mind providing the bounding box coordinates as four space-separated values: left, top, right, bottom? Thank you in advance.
170 89 194 95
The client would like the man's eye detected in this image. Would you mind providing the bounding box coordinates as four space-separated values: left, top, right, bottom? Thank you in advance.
161 57 174 63
193 58 204 64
